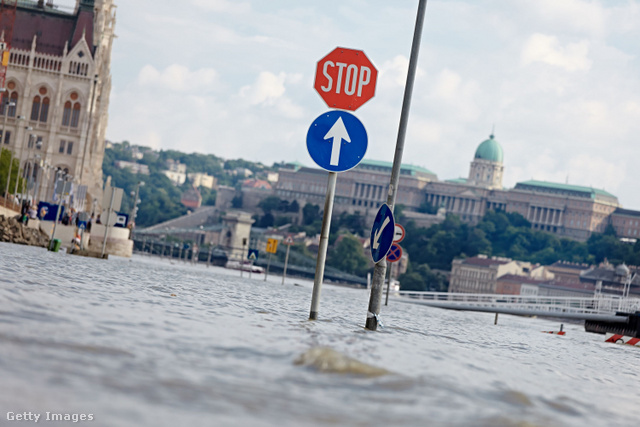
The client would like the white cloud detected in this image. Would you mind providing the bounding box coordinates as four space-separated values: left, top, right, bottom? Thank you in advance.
521 33 591 71
137 64 218 92
567 154 625 193
524 0 606 36
380 55 410 87
239 71 287 105
191 0 251 14
103 0 640 209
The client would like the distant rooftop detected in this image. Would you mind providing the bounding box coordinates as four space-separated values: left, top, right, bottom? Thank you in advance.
445 177 468 184
357 159 436 177
457 255 512 267
514 180 618 202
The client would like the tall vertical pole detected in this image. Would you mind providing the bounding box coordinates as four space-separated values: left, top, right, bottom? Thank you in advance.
3 148 12 208
282 243 291 285
241 239 247 278
48 173 64 250
2 100 14 208
309 171 337 320
385 261 393 306
14 128 32 200
264 252 271 281
366 0 428 330
79 76 98 181
101 187 115 258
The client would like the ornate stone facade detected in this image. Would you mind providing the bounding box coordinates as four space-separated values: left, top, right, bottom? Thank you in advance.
1 0 116 210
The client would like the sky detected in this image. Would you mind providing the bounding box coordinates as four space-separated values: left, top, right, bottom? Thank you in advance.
56 0 640 209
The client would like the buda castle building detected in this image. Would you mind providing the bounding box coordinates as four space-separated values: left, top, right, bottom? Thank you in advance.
276 133 640 242
423 134 635 241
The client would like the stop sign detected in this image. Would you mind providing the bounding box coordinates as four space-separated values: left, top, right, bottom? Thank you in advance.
314 47 377 111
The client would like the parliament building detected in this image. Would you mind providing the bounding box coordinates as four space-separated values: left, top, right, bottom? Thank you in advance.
1 0 116 209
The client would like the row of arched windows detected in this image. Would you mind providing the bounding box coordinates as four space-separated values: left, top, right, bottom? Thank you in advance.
2 88 82 128
31 95 50 122
0 91 18 117
62 101 81 127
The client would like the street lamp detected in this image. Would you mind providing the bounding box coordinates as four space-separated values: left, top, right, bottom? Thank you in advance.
22 135 41 203
49 170 72 251
31 154 45 204
2 99 16 208
13 126 33 204
130 181 144 228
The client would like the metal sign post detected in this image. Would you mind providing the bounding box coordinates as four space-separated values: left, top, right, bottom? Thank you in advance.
264 238 278 281
309 171 337 320
101 187 115 258
385 243 403 306
308 47 376 321
366 0 428 331
241 238 247 278
282 236 293 285
48 176 65 251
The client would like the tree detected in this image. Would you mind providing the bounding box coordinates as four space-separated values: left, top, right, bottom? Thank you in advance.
417 200 437 214
0 149 22 202
302 203 320 225
336 211 366 236
258 196 282 213
327 234 370 276
231 195 243 208
257 212 274 228
463 228 492 257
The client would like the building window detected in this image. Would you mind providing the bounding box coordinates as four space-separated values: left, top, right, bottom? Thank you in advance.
30 96 41 121
8 92 18 117
70 103 81 128
59 140 66 153
66 141 73 155
40 97 50 122
62 101 72 126
0 130 10 144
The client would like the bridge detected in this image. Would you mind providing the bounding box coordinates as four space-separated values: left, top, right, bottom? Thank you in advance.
392 291 640 322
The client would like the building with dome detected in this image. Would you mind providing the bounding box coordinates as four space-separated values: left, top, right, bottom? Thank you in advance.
275 131 639 242
467 134 504 189
424 133 640 241
0 0 116 210
423 134 509 225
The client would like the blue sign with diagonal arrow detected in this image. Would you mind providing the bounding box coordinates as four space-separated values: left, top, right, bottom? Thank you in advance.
306 110 368 172
370 203 395 263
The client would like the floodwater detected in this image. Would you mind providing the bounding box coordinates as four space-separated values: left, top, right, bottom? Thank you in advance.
0 242 638 427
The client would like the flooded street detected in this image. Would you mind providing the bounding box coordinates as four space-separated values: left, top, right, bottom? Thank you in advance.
0 242 638 427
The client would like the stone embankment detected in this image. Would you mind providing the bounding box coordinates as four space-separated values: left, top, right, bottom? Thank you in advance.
0 215 50 248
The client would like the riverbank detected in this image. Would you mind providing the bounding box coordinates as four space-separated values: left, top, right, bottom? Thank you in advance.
0 215 50 247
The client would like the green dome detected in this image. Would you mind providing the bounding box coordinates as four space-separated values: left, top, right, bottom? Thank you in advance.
474 134 503 163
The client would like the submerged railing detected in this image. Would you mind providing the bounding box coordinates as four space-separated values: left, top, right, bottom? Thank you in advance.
395 291 640 319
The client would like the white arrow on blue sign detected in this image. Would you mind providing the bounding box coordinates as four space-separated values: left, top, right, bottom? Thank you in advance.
370 203 395 263
306 110 367 172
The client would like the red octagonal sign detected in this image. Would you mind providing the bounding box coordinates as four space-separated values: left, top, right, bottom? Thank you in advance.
314 47 378 112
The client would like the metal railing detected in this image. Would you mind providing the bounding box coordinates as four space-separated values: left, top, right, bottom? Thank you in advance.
394 291 640 319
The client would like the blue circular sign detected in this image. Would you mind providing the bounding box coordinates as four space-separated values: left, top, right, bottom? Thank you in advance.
370 204 395 263
306 110 367 172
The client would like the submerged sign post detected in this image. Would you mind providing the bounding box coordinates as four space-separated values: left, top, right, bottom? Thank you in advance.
308 47 377 321
366 0 428 331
